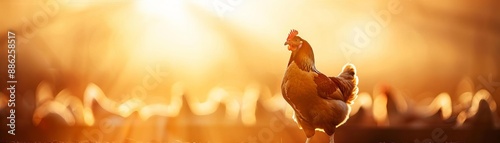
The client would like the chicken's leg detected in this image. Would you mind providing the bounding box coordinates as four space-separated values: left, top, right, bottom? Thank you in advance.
305 138 311 143
302 126 315 143
329 133 335 143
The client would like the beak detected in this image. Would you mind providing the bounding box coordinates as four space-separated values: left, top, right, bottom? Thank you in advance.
284 41 288 46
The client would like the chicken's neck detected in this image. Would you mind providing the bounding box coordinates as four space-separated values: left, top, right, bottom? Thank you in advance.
287 40 317 72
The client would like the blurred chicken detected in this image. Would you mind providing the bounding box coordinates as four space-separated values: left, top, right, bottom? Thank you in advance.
281 30 359 143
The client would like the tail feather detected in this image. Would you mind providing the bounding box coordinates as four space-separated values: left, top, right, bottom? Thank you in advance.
339 64 359 104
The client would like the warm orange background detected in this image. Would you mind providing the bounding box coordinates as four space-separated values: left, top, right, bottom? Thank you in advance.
0 0 499 142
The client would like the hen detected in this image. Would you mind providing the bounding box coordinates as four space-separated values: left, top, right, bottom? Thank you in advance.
281 29 359 143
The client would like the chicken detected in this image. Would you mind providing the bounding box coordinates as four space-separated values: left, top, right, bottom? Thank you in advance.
281 29 359 143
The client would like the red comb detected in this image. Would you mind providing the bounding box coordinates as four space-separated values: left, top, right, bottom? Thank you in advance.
287 29 298 41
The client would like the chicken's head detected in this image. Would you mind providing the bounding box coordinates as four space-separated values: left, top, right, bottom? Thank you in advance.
284 29 303 51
